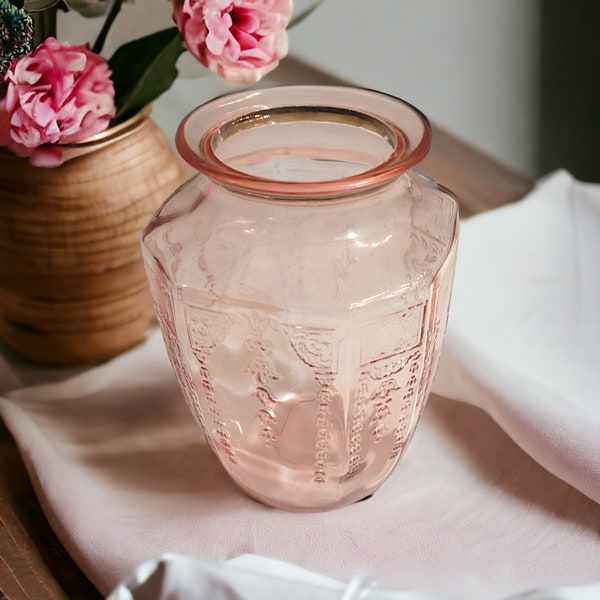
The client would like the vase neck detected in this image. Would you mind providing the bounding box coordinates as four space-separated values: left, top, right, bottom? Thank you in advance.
176 86 431 201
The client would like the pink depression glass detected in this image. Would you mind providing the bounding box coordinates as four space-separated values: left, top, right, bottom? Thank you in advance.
142 86 459 512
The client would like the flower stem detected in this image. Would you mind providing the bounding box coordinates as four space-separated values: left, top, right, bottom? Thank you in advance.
92 0 122 54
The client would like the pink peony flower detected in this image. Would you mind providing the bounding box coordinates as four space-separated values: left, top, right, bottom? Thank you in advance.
172 0 292 84
0 37 115 167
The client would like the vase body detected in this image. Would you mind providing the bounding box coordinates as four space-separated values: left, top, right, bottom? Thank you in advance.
142 86 459 511
0 109 185 365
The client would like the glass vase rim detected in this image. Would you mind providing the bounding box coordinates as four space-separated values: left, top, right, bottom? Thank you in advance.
175 85 432 199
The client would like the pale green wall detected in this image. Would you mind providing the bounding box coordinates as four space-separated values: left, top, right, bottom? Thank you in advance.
289 0 541 177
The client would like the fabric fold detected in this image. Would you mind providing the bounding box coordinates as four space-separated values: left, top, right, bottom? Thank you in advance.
433 170 600 504
1 170 599 600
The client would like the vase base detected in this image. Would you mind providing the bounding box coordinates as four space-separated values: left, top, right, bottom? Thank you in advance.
0 276 156 366
0 324 153 366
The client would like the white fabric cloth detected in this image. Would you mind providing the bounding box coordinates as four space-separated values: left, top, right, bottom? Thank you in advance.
1 170 599 600
107 554 600 600
432 169 600 504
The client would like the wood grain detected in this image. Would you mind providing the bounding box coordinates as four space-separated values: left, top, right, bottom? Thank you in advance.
0 419 101 600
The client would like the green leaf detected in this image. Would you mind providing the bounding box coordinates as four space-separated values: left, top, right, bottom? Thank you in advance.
109 27 187 124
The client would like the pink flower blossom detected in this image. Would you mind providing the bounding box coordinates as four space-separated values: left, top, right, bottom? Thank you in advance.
0 37 115 167
172 0 292 84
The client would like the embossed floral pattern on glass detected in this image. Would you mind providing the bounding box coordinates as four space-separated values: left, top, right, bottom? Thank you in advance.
142 86 459 511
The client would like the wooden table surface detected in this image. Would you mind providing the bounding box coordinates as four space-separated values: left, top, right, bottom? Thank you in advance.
0 126 533 600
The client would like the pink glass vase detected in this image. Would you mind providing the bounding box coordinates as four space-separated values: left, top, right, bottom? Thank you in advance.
142 86 459 511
